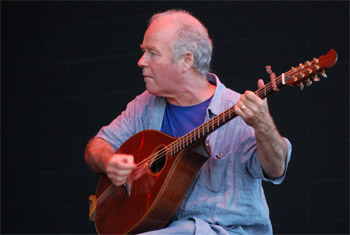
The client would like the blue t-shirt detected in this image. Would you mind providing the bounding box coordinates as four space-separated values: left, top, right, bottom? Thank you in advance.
161 96 213 138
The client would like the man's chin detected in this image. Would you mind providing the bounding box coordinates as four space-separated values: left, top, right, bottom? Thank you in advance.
145 84 156 95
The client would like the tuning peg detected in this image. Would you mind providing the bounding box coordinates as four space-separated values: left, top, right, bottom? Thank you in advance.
299 82 304 91
313 74 320 82
321 69 327 78
306 78 313 87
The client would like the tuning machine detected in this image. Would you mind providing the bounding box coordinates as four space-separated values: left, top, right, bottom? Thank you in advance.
306 78 313 87
298 82 305 91
321 69 327 78
313 74 320 82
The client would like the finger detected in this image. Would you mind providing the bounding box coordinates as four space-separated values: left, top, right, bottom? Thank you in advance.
110 154 136 169
107 168 134 186
109 167 133 176
257 78 269 105
106 155 136 180
244 90 263 105
234 102 247 118
241 92 257 108
120 154 133 163
235 99 244 111
258 78 265 89
110 175 128 186
237 93 253 110
119 155 137 168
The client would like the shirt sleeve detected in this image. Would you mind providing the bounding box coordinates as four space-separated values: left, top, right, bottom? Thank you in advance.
95 91 154 151
95 100 137 151
238 119 292 185
249 138 292 185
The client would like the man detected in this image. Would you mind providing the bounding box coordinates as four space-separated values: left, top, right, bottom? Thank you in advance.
85 9 291 234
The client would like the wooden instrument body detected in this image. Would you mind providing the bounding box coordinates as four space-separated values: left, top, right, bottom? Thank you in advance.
94 130 210 234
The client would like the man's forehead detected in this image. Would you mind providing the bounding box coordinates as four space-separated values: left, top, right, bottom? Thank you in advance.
140 37 168 51
141 22 177 48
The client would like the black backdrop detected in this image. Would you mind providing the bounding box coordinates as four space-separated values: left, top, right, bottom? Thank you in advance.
2 1 349 234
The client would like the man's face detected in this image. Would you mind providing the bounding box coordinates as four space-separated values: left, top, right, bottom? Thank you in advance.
138 20 183 97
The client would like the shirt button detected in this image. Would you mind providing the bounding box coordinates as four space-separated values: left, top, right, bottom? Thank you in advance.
216 153 223 159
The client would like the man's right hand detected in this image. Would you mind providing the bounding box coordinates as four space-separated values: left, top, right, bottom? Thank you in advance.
105 154 137 186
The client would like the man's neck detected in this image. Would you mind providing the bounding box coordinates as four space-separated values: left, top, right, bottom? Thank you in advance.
166 74 216 106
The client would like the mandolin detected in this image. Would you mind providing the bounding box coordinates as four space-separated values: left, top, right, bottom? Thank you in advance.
89 49 337 234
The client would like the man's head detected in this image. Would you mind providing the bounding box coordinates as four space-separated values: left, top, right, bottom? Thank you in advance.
138 9 213 97
148 9 213 75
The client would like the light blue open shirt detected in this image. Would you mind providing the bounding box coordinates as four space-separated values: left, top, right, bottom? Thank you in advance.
96 73 292 234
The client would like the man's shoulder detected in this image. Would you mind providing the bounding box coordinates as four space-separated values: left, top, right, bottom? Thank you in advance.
208 73 241 102
216 84 241 104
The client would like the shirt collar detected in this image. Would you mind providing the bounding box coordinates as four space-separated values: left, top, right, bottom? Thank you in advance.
206 73 232 117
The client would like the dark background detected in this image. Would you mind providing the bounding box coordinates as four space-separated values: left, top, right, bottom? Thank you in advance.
2 1 349 234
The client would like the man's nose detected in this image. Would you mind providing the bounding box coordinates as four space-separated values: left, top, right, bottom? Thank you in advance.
137 54 148 68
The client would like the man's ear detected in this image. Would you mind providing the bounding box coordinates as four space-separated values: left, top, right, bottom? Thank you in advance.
182 52 194 72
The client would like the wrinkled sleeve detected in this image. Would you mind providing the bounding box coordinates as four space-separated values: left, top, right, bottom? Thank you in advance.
95 92 153 151
249 138 292 184
237 119 292 185
95 101 137 151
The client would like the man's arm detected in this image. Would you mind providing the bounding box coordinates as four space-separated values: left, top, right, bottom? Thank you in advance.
84 138 136 186
234 79 288 178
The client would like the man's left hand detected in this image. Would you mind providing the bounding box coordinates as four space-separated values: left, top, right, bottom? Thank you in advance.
234 79 273 131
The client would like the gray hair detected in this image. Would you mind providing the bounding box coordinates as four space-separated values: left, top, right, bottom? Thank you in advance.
149 9 213 75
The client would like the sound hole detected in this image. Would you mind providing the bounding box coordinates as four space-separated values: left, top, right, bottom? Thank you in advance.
149 146 166 173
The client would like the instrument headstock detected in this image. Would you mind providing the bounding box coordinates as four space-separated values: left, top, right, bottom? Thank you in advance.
283 49 338 90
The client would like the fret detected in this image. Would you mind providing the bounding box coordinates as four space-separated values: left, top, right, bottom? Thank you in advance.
167 145 171 157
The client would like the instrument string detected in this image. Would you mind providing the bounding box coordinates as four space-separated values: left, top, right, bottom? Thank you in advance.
97 184 116 204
